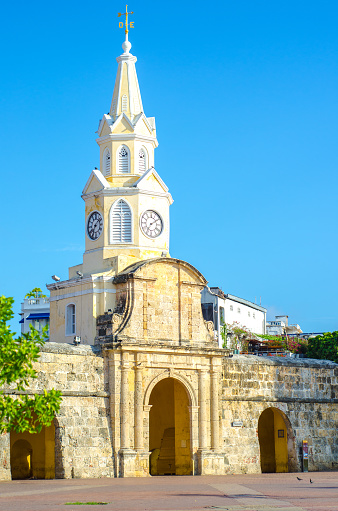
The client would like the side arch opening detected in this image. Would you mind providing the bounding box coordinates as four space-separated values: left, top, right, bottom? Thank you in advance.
258 407 297 473
10 420 56 480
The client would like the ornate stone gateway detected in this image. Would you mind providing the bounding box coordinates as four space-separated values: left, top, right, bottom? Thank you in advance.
97 258 226 477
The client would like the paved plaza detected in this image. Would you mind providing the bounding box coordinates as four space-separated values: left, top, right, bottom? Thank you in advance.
0 472 338 511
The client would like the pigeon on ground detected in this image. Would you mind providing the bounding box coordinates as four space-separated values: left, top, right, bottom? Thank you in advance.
310 479 313 483
296 477 302 480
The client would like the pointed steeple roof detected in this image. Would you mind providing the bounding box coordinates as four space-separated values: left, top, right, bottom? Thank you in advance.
110 38 144 121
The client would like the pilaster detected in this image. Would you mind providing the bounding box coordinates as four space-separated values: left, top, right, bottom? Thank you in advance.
210 359 220 451
134 357 143 450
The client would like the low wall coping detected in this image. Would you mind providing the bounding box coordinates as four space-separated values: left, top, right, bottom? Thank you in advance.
229 354 338 369
40 342 102 356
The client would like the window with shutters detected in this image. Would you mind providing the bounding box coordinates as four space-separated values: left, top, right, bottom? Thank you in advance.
121 94 128 112
110 199 132 243
117 145 130 174
138 148 146 174
65 304 76 336
219 307 225 326
103 148 111 176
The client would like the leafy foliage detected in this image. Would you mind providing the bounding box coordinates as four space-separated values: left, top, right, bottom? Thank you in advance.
256 334 308 354
0 296 62 434
306 331 338 363
25 287 47 299
221 322 255 351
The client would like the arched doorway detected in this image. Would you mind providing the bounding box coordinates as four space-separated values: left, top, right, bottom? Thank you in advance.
10 439 33 479
258 407 292 473
149 377 191 476
10 421 56 480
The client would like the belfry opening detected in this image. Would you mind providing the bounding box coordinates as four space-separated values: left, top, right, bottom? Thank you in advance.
149 378 191 476
258 407 290 473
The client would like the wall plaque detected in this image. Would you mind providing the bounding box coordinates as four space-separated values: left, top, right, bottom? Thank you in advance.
232 421 243 427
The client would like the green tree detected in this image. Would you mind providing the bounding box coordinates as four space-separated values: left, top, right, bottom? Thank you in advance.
25 287 47 299
0 296 62 434
306 331 338 363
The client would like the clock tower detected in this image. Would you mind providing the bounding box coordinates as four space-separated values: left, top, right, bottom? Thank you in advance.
78 32 173 277
48 26 174 344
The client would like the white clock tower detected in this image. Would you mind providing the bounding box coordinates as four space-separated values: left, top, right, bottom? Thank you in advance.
79 30 173 276
48 25 173 343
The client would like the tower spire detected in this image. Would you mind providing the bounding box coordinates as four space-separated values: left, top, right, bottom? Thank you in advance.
109 5 143 119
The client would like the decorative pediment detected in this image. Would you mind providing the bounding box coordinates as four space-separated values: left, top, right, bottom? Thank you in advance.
82 169 109 196
97 114 113 137
133 113 154 136
111 114 135 134
132 168 170 195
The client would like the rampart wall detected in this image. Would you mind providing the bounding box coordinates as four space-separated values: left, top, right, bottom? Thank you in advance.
1 345 337 479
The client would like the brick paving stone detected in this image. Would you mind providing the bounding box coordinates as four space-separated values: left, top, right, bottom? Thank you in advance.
0 472 337 511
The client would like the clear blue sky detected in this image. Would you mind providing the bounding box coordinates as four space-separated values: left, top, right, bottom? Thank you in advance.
1 0 337 333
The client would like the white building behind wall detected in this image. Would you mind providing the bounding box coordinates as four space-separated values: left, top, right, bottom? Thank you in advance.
19 296 50 337
201 286 266 348
266 315 303 336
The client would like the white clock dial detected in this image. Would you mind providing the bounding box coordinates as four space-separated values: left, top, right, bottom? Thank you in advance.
87 211 103 240
140 210 163 238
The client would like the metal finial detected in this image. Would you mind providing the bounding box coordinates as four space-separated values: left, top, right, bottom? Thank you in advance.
118 5 134 53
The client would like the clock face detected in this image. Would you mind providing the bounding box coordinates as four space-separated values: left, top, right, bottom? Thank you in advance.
87 211 103 240
140 210 163 238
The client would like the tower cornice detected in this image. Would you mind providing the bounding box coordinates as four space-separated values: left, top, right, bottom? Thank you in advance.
82 187 173 205
116 53 137 64
96 133 158 147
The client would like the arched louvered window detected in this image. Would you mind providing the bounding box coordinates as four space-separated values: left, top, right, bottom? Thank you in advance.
138 148 146 174
110 199 132 243
103 148 111 176
117 145 130 174
121 94 128 112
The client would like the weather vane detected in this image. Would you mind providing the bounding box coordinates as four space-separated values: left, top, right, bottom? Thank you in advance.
118 5 134 38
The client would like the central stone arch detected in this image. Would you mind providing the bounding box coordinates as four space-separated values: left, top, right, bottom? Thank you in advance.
145 372 196 476
144 370 197 408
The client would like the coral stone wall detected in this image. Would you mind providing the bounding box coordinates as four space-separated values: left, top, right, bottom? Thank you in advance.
221 355 338 474
38 344 114 479
0 343 114 480
0 433 10 480
2 345 338 480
